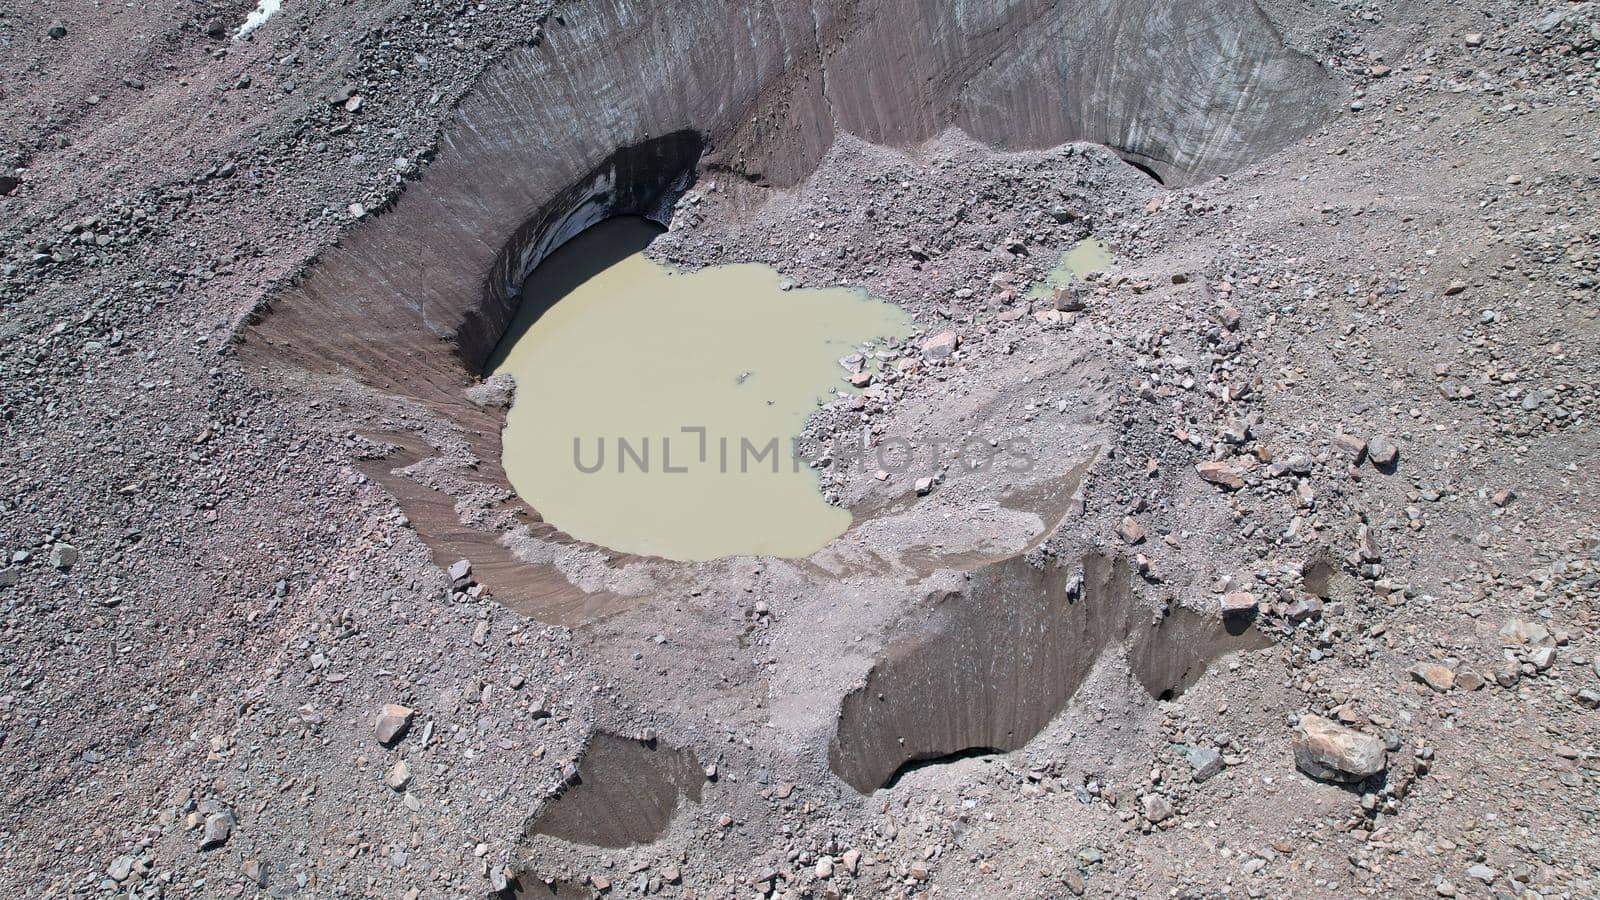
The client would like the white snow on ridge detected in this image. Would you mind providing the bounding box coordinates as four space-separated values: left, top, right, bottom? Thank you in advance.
235 0 283 40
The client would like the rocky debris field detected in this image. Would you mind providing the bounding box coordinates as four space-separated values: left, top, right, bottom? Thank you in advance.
1 0 1598 898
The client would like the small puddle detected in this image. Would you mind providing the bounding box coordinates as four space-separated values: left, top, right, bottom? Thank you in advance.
491 217 912 561
1029 238 1112 300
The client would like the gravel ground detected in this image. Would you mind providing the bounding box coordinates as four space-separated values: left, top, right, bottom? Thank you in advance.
1 1 1597 898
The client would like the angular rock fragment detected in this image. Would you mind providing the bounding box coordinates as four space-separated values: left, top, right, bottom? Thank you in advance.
1409 663 1455 692
1052 283 1089 312
465 373 516 409
1331 432 1367 463
1285 595 1324 622
1366 436 1399 467
1184 745 1224 782
1269 454 1313 478
384 759 412 791
241 859 265 887
1292 714 1386 782
375 703 414 745
1357 525 1381 562
920 330 960 361
1196 461 1244 490
1117 517 1146 545
1142 793 1173 823
200 812 234 849
49 543 78 570
1220 591 1258 619
1498 618 1552 647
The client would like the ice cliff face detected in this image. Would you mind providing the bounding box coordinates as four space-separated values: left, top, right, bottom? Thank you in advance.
251 0 1331 386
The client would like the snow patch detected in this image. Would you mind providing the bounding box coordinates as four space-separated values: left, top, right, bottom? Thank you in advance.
234 0 282 40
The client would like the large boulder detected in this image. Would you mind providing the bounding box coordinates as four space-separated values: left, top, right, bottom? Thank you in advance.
1292 714 1386 783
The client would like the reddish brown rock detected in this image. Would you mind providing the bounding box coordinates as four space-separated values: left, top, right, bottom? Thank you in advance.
374 703 414 745
1117 517 1146 545
1195 461 1244 490
1409 663 1455 693
1220 591 1258 617
1332 432 1367 462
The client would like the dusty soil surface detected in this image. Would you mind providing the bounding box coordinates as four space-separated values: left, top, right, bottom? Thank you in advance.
1 1 1597 899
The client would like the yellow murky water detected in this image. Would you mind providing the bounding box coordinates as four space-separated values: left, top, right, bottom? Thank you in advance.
492 218 913 561
1029 238 1113 299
